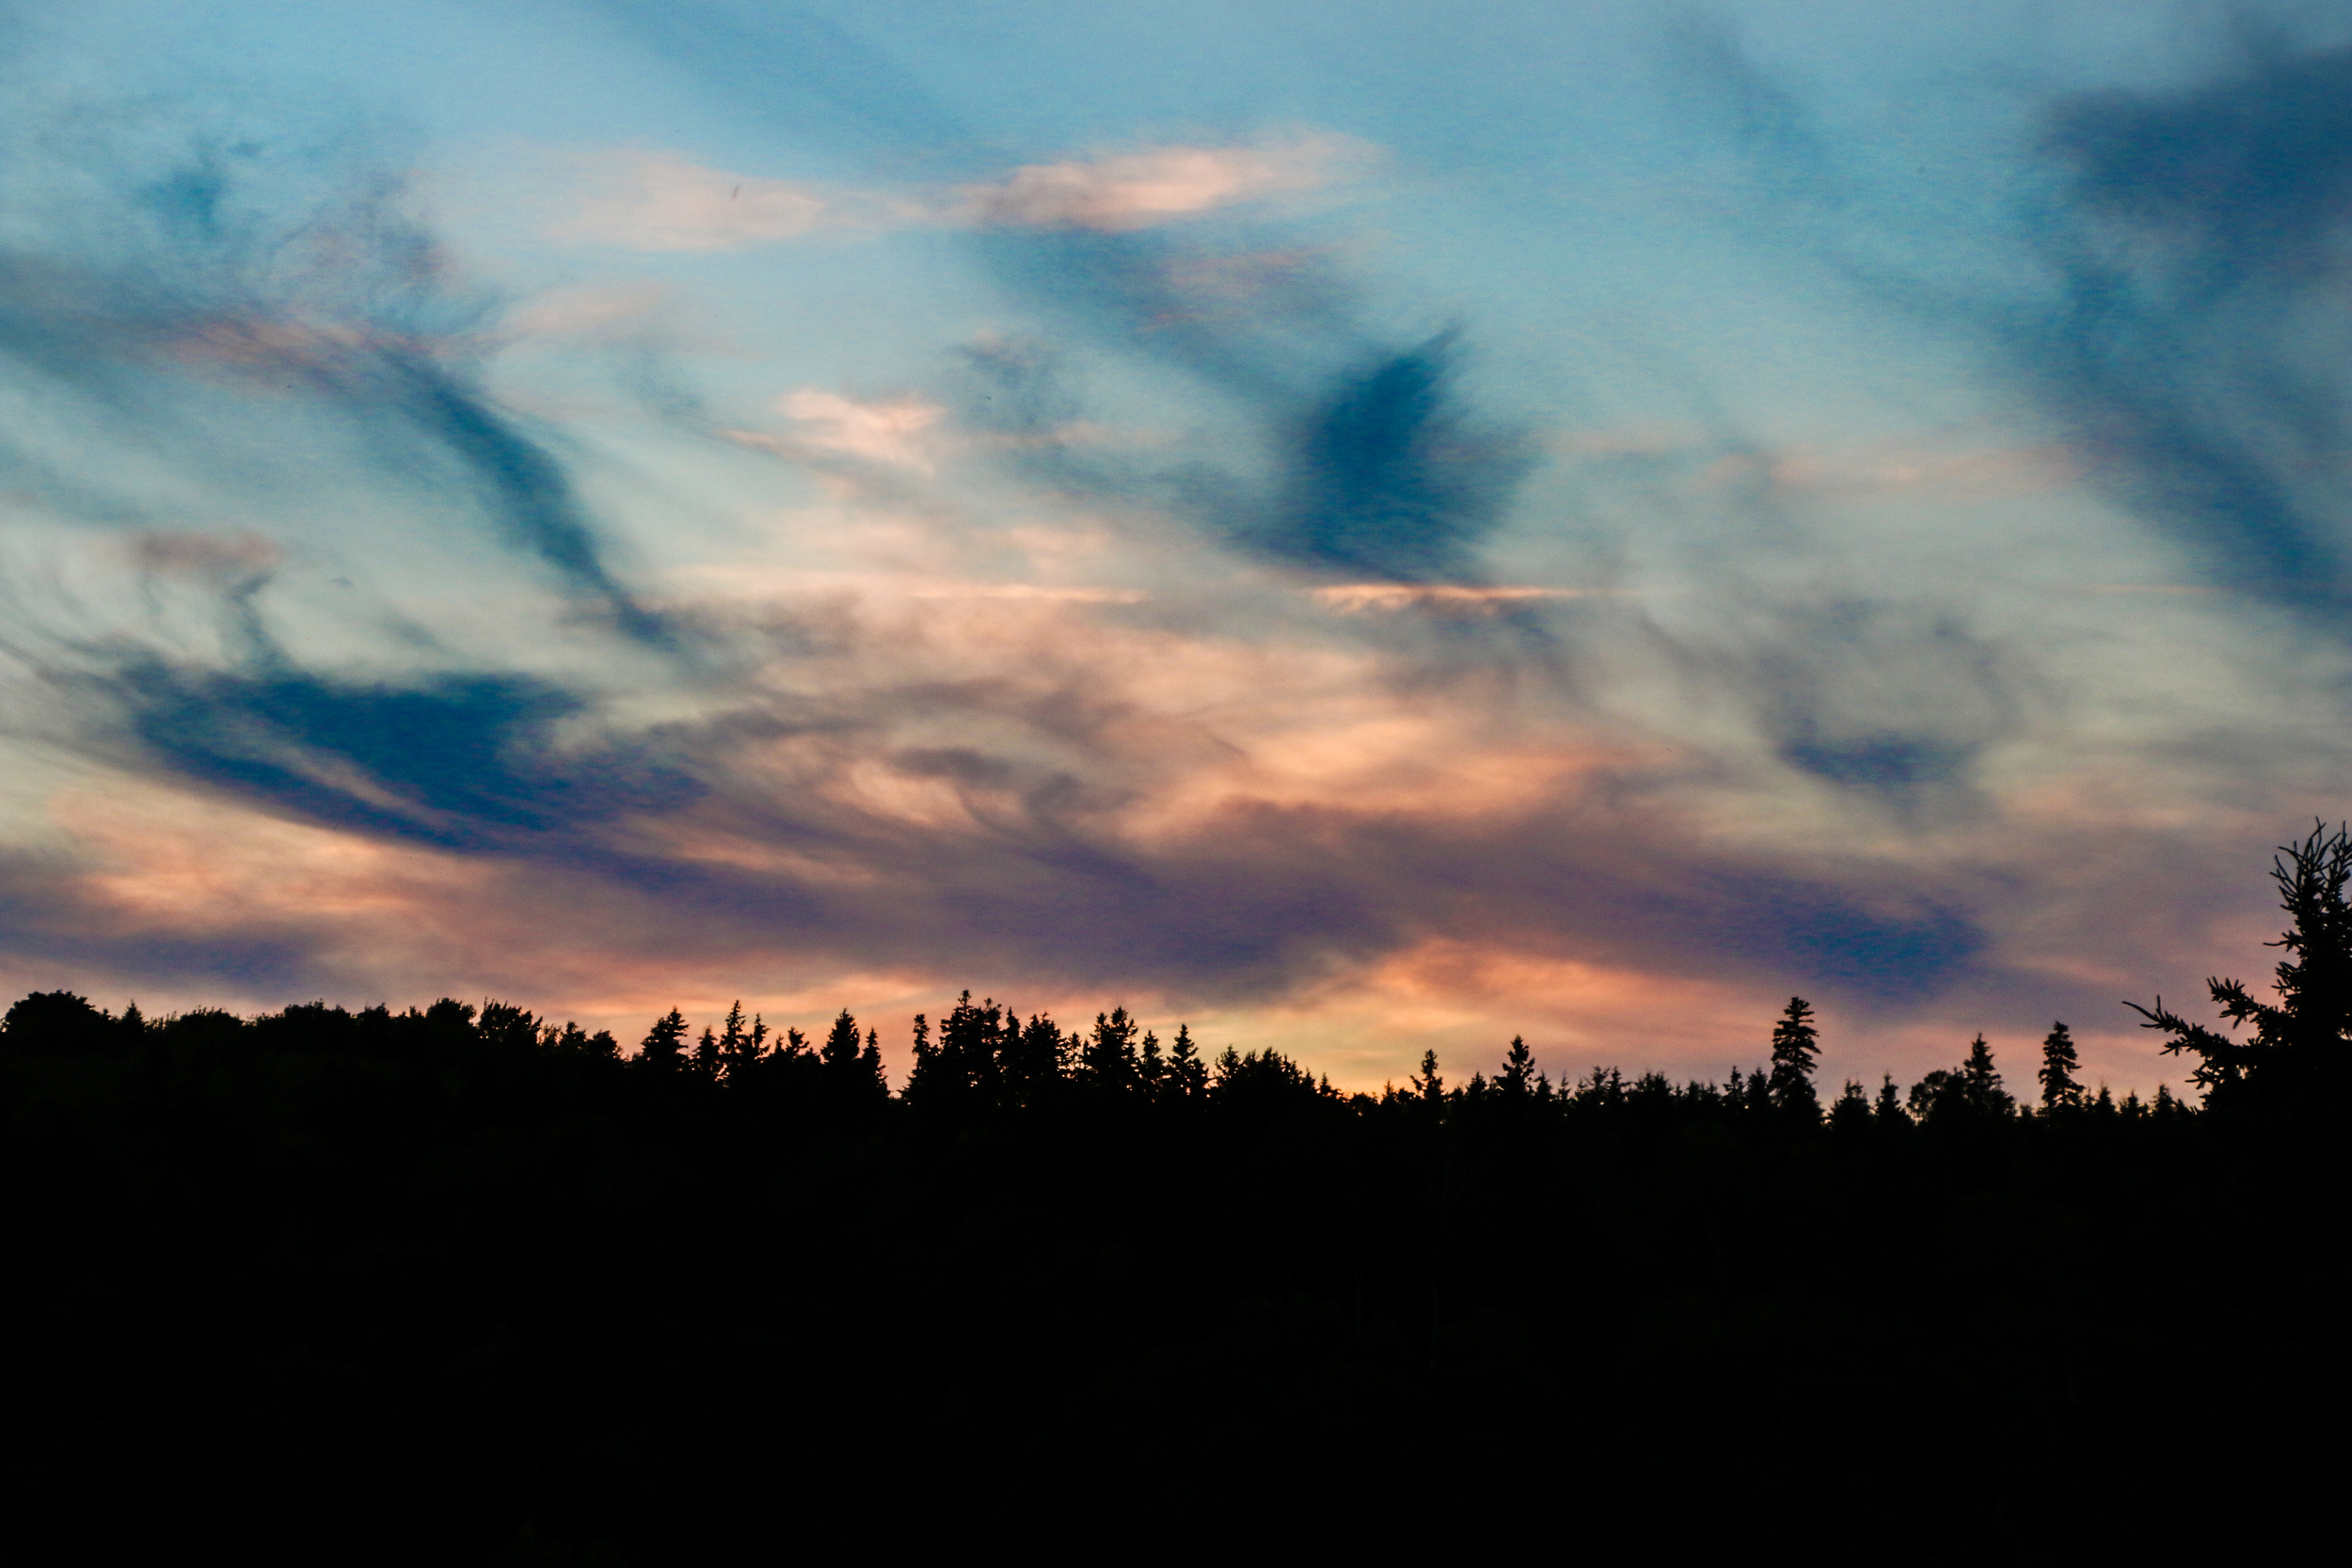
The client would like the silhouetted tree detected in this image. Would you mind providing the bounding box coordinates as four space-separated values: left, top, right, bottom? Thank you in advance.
720 1001 765 1083
903 1012 938 1099
639 1007 689 1069
1000 1013 1068 1107
1137 1029 1166 1096
2130 821 2352 1108
1498 1035 1536 1098
1 990 114 1052
1874 1072 1905 1125
1410 1049 1444 1106
821 1009 863 1075
1167 1023 1208 1099
2038 1022 2082 1112
1963 1035 2011 1116
1083 1007 1141 1092
1908 1069 1963 1123
1768 996 1821 1114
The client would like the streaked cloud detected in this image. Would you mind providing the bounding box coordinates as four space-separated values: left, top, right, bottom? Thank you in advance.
775 388 946 470
954 136 1368 231
553 135 1371 252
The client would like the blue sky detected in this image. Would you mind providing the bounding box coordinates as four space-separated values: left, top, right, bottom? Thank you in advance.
5 0 2349 1092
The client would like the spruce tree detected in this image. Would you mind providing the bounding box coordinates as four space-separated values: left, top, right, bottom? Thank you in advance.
1138 1029 1166 1095
902 1013 946 1107
1000 1013 1068 1107
1410 1049 1444 1105
1498 1036 1535 1098
2037 1022 2083 1112
1961 1035 2012 1116
934 992 1004 1104
720 1001 764 1084
820 1009 864 1078
1768 996 1821 1114
1083 1007 1141 1090
1168 1023 1208 1099
638 1008 689 1069
1874 1072 1905 1124
2130 821 2352 1107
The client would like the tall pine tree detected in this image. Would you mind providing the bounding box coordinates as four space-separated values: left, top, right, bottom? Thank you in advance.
638 1008 689 1070
1768 996 1821 1114
2037 1022 2083 1111
1962 1035 2013 1116
2131 821 2352 1107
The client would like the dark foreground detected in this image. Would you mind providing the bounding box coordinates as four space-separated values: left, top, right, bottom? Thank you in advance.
0 986 2340 1565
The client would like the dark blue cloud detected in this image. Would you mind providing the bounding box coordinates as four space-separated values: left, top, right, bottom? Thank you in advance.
97 657 699 855
2023 38 2352 615
0 111 679 646
965 230 1534 581
1255 333 1534 580
1678 16 2352 623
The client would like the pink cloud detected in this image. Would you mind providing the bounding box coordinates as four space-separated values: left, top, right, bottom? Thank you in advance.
552 135 1373 252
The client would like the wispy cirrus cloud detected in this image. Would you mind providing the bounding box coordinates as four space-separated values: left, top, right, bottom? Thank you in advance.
553 135 1372 252
954 136 1369 231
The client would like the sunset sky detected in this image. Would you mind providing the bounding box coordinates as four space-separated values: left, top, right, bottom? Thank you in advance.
6 1 2349 1094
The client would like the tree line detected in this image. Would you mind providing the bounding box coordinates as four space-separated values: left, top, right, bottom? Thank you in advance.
0 829 2344 1563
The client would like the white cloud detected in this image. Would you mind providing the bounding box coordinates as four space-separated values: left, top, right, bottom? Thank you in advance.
555 150 839 252
552 136 1372 252
954 135 1368 231
1312 584 1616 612
776 389 946 470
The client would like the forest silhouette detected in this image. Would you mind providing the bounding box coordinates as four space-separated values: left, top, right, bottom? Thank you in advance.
1 832 2346 1563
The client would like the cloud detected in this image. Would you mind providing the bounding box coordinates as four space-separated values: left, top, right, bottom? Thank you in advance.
775 388 946 470
555 149 846 251
1673 15 2352 629
87 652 701 855
956 136 1366 231
949 297 1535 586
1247 332 1537 580
1312 584 1610 612
554 135 1369 254
0 112 678 648
2023 36 2352 618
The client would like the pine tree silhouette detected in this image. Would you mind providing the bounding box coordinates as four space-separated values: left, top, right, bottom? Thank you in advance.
2037 1022 2083 1112
1410 1049 1444 1105
1768 996 1821 1114
1874 1072 1905 1125
1828 1079 1871 1132
1168 1023 1208 1099
1083 1007 1141 1091
638 1008 689 1069
720 1001 764 1084
2130 821 2352 1107
1962 1035 2012 1117
1498 1035 1536 1098
1138 1028 1167 1096
820 1009 864 1076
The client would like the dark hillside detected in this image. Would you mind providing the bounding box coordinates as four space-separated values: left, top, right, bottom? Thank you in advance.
0 981 2340 1564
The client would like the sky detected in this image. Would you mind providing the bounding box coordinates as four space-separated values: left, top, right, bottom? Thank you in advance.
5 0 2351 1095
